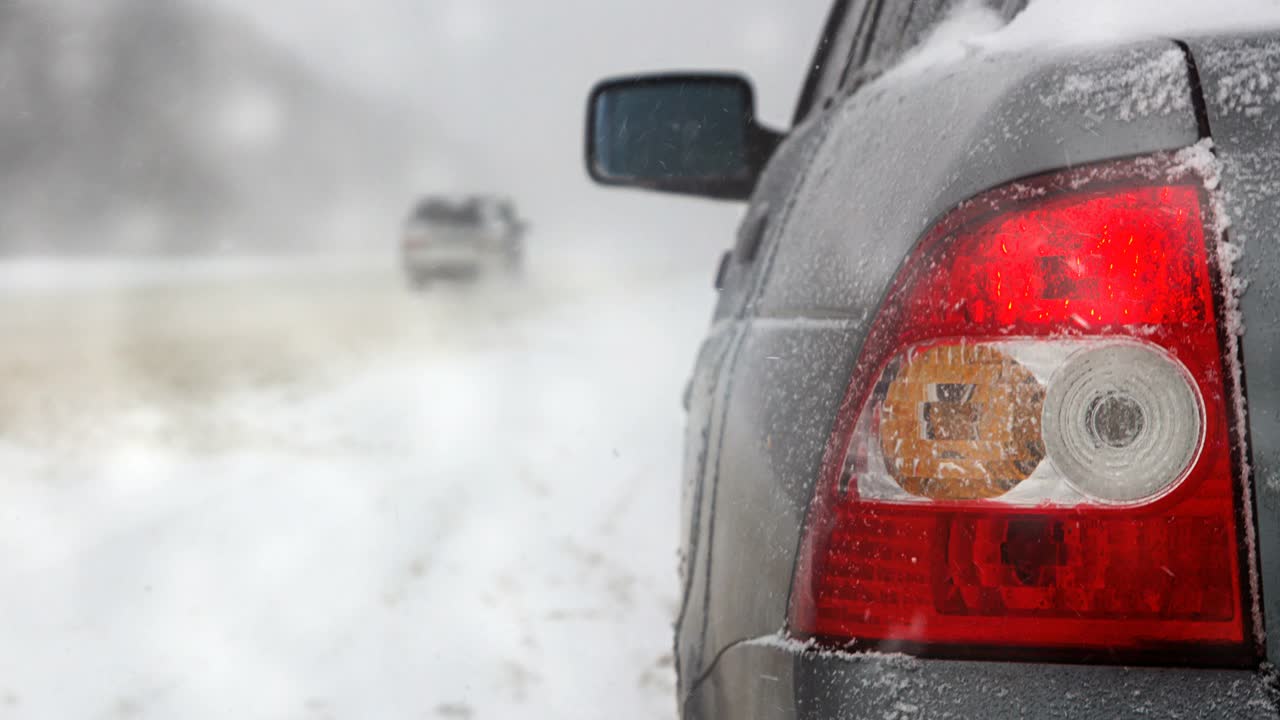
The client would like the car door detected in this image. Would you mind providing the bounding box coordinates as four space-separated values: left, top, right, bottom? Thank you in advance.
674 0 875 697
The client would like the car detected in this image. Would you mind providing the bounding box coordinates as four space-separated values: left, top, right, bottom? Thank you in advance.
400 195 524 289
585 1 1280 717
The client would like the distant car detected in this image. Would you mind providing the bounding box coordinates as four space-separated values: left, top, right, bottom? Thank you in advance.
400 196 524 288
587 1 1280 718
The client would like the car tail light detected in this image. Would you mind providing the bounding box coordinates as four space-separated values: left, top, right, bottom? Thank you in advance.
788 155 1259 664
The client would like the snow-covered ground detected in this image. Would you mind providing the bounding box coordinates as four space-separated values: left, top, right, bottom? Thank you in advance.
0 250 714 718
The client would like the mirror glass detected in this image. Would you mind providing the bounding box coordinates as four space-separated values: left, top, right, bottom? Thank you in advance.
591 78 753 185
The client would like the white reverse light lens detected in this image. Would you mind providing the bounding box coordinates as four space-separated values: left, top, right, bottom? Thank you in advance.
1042 344 1202 503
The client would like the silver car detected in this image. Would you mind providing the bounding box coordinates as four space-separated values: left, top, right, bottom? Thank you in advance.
400 196 524 289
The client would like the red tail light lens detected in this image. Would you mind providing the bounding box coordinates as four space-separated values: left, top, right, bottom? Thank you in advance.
789 157 1257 664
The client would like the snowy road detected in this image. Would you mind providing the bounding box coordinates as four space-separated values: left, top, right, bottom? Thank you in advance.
0 254 713 719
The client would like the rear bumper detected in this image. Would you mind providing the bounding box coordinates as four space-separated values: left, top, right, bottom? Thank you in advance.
685 638 1278 719
403 245 484 266
401 243 515 276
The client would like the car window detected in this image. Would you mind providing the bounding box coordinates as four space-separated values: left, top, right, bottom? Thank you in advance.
797 0 944 119
837 0 923 89
843 0 1031 91
861 0 919 71
793 0 872 124
414 199 481 225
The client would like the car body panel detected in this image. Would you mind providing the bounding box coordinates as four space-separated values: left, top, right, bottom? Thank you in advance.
756 43 1200 317
679 98 842 698
679 36 1280 717
678 327 733 698
402 232 498 271
689 642 1276 719
401 226 516 281
1183 33 1280 666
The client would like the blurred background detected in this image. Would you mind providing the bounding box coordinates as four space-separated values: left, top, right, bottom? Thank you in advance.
1 0 825 257
0 2 828 718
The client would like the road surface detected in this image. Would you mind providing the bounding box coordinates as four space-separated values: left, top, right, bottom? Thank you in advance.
0 253 713 719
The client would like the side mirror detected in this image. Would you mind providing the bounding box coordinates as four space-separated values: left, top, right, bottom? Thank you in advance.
585 73 781 201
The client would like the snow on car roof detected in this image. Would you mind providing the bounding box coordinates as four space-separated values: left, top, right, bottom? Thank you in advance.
886 0 1280 82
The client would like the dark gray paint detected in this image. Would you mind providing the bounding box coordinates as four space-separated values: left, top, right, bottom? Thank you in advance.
757 44 1200 317
677 327 729 700
1184 34 1280 666
712 115 835 323
702 320 862 662
678 106 837 700
680 38 1279 718
690 643 1277 719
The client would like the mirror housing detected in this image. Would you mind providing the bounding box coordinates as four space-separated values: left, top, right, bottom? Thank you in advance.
585 73 781 201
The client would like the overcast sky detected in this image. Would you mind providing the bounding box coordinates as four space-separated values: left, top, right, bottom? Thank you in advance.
213 1 832 247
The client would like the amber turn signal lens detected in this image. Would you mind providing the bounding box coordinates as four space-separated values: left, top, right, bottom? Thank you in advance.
878 343 1045 500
